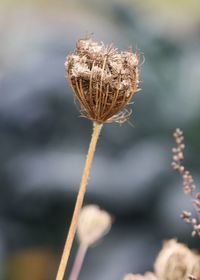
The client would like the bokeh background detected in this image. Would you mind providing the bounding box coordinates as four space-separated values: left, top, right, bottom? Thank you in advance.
1 0 200 279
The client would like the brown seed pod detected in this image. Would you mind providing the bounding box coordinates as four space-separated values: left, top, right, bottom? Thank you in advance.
65 38 140 124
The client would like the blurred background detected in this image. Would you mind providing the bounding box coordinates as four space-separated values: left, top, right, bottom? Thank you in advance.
0 0 200 279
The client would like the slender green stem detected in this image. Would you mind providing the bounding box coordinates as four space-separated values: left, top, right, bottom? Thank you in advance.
56 121 103 280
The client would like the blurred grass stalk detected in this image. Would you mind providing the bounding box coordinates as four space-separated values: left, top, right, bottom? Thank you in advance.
69 244 88 280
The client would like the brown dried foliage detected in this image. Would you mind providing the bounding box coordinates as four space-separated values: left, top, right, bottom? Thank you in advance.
65 38 140 124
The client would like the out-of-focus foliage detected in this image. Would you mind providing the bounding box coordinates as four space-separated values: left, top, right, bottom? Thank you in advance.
5 248 56 280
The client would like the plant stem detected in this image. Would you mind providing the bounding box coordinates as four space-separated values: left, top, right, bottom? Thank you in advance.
69 244 88 280
56 121 103 280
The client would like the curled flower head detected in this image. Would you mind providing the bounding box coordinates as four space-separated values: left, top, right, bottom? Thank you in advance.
154 239 200 280
77 205 112 246
65 38 140 124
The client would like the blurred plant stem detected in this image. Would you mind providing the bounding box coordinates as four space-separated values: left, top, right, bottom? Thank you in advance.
69 244 88 280
56 121 103 280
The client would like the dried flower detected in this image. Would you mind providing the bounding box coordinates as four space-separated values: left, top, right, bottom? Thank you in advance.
154 239 200 280
65 38 140 124
77 205 112 246
123 272 157 280
172 128 200 236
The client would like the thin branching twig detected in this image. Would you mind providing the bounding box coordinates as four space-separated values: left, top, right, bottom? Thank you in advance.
172 128 200 237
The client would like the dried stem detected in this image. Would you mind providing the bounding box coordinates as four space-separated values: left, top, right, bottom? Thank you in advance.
56 121 103 280
69 244 88 280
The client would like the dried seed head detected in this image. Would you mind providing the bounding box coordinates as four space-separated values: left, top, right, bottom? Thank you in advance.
77 205 112 246
66 38 140 124
123 272 157 280
154 239 200 280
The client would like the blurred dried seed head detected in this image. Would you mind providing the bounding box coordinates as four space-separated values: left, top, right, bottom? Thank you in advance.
66 38 140 124
123 272 157 280
77 205 112 246
154 239 200 280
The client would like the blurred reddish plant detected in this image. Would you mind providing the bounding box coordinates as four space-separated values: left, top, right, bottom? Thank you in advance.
172 128 200 237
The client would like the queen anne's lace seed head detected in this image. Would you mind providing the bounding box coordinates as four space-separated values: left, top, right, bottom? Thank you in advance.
66 38 140 124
